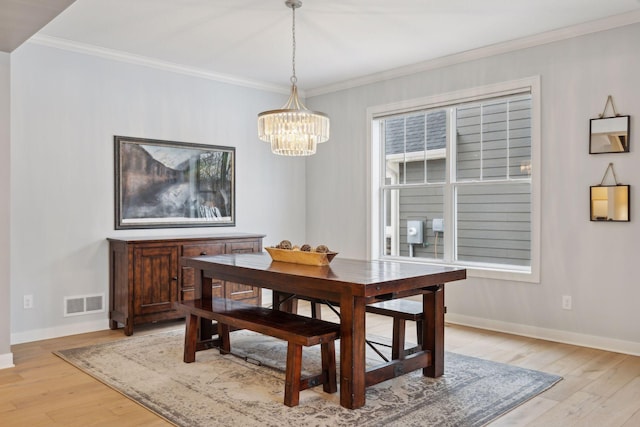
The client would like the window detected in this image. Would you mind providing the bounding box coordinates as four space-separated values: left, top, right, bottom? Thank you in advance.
368 78 540 282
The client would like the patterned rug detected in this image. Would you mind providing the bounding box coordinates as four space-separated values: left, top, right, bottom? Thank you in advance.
54 329 561 427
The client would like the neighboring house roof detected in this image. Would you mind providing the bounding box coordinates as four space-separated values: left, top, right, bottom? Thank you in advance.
385 110 447 155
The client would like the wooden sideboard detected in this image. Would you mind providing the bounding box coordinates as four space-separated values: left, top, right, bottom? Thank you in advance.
108 233 265 335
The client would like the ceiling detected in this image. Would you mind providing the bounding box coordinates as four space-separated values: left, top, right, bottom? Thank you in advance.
4 0 640 92
0 0 76 52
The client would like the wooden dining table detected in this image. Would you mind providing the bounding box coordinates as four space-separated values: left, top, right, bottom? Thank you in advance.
181 252 466 409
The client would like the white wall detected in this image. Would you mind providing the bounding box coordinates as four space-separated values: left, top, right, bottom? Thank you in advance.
9 43 308 343
306 23 640 354
0 53 13 367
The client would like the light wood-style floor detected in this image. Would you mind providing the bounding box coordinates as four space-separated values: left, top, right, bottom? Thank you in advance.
2 301 640 426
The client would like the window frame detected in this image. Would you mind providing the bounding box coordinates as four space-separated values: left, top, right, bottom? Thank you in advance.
366 76 540 283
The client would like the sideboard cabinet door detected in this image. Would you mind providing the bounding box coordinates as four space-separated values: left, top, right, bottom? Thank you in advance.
133 246 179 317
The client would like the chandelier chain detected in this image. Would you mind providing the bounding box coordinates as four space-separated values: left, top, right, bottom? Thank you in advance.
291 5 297 85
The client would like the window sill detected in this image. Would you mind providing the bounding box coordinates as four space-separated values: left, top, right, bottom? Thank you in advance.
379 256 539 283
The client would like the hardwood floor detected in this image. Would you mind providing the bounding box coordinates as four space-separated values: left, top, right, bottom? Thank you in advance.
2 302 639 426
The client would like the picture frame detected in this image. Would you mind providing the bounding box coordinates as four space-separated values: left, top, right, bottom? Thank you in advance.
114 136 235 229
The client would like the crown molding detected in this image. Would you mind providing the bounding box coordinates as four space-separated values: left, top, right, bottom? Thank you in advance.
306 9 640 98
28 34 291 95
26 9 640 99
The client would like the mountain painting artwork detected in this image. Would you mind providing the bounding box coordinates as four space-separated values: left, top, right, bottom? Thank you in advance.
114 136 235 229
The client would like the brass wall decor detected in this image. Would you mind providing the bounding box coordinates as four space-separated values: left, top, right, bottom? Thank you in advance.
590 163 630 222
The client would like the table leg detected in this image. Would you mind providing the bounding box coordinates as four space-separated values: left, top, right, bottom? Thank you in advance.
339 294 366 409
272 291 298 313
196 269 214 341
423 285 445 377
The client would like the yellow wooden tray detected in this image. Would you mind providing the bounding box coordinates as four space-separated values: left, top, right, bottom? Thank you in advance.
265 247 338 266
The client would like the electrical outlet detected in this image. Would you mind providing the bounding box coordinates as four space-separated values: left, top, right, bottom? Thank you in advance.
24 294 34 309
562 295 572 310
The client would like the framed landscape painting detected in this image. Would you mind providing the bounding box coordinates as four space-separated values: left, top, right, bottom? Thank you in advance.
114 136 235 229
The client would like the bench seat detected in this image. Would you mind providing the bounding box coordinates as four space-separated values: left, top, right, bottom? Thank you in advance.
275 293 425 361
176 298 340 407
366 299 424 360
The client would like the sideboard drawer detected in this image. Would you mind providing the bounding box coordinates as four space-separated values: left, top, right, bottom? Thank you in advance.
227 241 261 253
183 243 225 257
182 278 224 301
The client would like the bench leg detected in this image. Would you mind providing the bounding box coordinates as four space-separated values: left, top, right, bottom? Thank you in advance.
321 341 338 394
184 314 199 363
218 323 231 355
310 301 323 319
392 318 407 360
284 343 303 407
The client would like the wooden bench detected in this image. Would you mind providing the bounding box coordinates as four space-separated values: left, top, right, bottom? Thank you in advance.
175 298 340 407
366 299 424 360
272 293 441 387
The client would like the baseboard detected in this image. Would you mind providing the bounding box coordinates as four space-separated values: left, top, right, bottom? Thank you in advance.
10 319 110 345
10 311 640 357
446 313 640 357
0 352 14 369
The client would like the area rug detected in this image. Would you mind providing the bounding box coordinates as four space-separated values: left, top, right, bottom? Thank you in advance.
54 329 561 427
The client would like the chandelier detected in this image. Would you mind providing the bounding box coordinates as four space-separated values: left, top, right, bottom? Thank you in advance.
257 0 330 156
